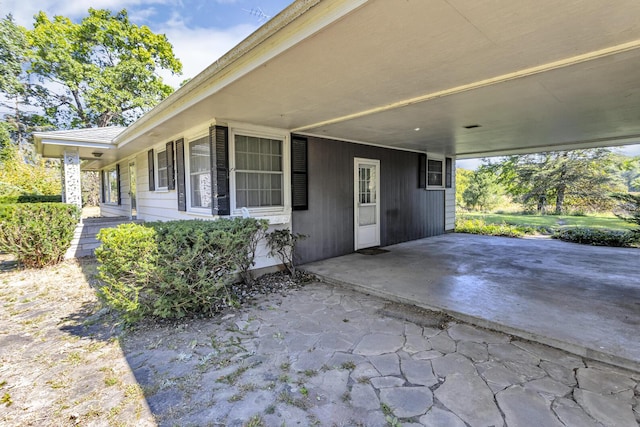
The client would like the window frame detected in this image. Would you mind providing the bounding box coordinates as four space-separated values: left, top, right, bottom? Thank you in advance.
155 149 169 191
185 133 213 214
427 157 444 188
103 167 119 205
229 126 290 216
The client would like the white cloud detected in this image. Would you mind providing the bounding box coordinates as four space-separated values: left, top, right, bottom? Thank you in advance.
0 0 177 25
157 22 258 88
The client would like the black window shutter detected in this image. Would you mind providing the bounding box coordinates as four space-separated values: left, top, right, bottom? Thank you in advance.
166 141 175 190
291 135 308 210
210 126 230 216
445 157 453 188
175 138 186 211
147 149 155 191
100 170 105 203
418 153 427 188
116 163 121 205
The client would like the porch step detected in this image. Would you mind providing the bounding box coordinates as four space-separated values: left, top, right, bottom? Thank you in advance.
65 217 143 258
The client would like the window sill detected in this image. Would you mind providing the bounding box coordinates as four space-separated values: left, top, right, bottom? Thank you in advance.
186 209 212 217
154 188 169 193
232 207 291 225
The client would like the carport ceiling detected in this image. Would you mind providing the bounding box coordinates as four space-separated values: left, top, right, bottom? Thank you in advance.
121 0 640 158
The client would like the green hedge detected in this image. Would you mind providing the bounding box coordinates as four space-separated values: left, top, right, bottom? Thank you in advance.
0 203 81 268
455 218 527 238
95 218 268 323
0 195 63 204
552 227 637 247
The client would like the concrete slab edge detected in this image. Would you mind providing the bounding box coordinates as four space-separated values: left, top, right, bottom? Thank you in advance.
308 271 640 373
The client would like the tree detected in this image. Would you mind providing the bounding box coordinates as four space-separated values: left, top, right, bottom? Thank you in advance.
487 149 623 214
462 167 503 211
455 168 473 208
611 193 640 239
614 155 640 192
0 121 59 196
26 8 182 128
0 14 27 97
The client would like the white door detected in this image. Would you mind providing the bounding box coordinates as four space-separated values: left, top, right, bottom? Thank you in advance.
354 158 380 250
128 161 137 219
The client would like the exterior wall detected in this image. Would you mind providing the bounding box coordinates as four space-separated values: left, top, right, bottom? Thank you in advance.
292 136 448 264
445 160 456 230
100 159 131 218
123 136 289 271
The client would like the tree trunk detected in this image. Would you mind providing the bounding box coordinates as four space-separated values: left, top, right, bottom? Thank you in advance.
555 153 569 215
555 184 566 215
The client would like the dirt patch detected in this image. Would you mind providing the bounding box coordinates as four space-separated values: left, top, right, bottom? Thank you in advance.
0 258 153 427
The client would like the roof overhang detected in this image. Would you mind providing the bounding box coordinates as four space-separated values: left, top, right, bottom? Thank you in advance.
37 0 640 163
34 127 125 169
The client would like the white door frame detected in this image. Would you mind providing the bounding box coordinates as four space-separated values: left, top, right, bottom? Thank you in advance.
354 157 381 250
128 161 137 219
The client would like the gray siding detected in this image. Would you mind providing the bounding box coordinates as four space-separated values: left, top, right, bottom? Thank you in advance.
293 136 445 264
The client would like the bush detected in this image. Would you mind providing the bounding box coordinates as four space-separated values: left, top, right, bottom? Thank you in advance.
0 194 63 204
0 203 80 268
95 223 158 323
95 218 268 323
455 218 525 238
266 229 307 276
552 227 637 247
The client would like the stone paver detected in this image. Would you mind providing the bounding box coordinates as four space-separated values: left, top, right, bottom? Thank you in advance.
497 385 564 427
3 265 639 427
434 373 505 427
108 283 640 426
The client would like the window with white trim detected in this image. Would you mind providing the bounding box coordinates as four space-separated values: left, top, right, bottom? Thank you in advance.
234 134 283 208
427 159 443 187
156 149 168 189
188 136 211 209
104 168 118 204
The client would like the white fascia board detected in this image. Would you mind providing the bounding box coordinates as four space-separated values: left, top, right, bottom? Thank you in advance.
40 139 115 150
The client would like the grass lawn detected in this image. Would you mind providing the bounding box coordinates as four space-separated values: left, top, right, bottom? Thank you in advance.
461 212 634 231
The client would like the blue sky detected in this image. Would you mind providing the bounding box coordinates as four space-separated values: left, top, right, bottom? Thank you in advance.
2 0 294 88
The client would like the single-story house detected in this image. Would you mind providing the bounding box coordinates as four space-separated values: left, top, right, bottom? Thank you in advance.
35 0 640 270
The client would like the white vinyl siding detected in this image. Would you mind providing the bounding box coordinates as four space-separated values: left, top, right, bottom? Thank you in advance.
445 159 456 230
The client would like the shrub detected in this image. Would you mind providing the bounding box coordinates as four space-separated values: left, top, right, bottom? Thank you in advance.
0 194 63 204
455 218 525 238
266 229 307 276
149 218 267 318
95 223 158 323
95 218 268 323
552 227 636 247
0 203 80 268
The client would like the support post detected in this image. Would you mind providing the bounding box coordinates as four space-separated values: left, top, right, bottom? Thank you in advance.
62 150 82 210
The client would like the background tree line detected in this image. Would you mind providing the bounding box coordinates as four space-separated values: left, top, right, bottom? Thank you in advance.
457 148 640 214
0 10 182 200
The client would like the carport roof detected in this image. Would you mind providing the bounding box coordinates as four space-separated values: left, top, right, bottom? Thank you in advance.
36 0 640 166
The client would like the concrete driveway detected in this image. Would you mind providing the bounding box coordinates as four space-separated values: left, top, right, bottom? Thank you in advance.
303 233 640 371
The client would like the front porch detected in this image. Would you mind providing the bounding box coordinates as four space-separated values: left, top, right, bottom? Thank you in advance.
66 216 141 258
302 233 640 372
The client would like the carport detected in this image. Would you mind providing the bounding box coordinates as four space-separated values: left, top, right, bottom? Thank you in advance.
303 234 640 371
